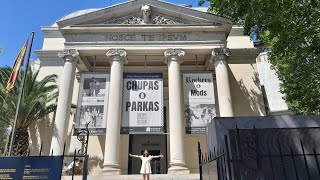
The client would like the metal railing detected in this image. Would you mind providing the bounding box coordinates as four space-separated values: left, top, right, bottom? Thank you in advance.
198 126 320 180
20 123 91 180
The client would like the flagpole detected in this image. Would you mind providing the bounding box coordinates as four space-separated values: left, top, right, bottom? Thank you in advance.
8 32 35 156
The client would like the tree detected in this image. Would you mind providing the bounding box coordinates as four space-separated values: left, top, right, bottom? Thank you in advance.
199 0 320 114
0 67 58 156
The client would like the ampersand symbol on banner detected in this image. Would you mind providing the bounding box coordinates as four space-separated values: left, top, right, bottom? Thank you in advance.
139 92 146 99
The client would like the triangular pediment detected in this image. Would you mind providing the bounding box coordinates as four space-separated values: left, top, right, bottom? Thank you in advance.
103 11 189 25
56 0 232 27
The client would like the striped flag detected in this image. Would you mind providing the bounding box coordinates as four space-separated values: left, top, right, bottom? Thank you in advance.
5 40 28 94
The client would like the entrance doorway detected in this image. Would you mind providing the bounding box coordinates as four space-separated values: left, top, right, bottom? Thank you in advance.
128 134 167 174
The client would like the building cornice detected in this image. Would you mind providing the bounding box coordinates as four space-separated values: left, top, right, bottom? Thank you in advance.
59 25 231 34
41 27 64 38
228 48 260 64
35 50 62 61
35 50 90 71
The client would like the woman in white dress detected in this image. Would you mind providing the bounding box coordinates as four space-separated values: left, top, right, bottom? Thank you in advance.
129 150 164 180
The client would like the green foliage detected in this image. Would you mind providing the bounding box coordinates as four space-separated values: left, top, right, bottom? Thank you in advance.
0 67 58 155
200 0 320 114
0 103 9 155
0 67 58 128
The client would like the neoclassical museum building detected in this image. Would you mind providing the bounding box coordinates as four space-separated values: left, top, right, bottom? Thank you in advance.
33 0 266 177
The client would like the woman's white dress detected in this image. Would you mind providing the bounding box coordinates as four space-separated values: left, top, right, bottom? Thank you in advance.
139 155 153 174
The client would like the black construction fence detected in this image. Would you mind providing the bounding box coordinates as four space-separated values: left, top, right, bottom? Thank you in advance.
198 126 320 180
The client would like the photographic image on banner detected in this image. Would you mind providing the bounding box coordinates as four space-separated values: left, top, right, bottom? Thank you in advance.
121 73 163 134
183 73 216 134
75 73 110 135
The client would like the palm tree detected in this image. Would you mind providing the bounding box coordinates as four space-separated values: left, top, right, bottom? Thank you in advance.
0 67 58 156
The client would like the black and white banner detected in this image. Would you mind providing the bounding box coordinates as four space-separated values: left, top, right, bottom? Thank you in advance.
183 73 216 134
121 73 163 134
75 73 110 135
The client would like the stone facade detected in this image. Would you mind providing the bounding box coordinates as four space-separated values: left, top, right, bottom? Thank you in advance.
32 0 265 177
256 52 291 115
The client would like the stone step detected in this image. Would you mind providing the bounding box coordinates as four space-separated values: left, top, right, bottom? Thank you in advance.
61 174 200 180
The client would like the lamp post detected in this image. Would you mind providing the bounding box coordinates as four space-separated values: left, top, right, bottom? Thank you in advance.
76 122 90 155
72 122 90 180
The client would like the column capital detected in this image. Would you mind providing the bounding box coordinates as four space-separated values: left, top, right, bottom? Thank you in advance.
58 49 79 62
212 47 231 60
106 49 128 64
164 49 185 64
212 47 231 56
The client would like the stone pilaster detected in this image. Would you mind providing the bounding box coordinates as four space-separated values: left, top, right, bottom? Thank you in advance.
164 49 189 174
101 49 127 175
50 49 79 155
213 47 234 117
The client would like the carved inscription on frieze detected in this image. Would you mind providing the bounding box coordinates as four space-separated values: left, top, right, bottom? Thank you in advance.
105 34 187 41
64 32 224 42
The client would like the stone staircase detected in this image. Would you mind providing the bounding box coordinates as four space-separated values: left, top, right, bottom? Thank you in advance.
61 174 200 180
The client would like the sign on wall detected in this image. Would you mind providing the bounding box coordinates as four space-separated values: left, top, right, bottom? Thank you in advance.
75 73 110 135
0 156 63 180
183 73 216 134
121 73 163 134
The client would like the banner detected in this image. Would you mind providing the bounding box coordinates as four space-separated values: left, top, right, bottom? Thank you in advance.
121 73 163 134
75 73 110 135
183 73 216 134
0 156 63 180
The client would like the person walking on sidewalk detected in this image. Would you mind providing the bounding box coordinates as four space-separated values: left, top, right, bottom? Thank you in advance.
129 150 164 180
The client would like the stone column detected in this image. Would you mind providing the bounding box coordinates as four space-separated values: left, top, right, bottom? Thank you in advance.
102 49 127 175
50 49 79 155
213 47 234 117
164 49 189 174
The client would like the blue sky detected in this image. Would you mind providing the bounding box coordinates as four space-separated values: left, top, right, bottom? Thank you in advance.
0 0 208 67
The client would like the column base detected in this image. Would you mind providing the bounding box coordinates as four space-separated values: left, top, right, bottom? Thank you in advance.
168 166 189 175
99 166 121 176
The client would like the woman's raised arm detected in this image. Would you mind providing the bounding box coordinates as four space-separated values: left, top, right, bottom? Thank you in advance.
129 154 140 158
152 154 164 159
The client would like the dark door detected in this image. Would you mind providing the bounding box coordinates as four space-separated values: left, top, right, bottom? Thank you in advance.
128 135 167 174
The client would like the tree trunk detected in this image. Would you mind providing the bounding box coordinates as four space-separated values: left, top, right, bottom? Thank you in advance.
6 128 29 156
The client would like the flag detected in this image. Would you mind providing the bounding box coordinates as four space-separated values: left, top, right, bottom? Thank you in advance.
5 40 28 94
